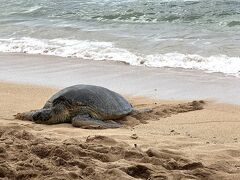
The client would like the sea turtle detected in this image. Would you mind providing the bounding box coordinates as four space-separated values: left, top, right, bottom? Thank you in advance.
15 84 134 129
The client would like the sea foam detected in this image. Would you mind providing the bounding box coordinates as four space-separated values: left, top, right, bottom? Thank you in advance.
0 37 239 77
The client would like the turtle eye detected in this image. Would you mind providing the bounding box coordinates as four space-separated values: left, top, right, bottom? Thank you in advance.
33 110 51 122
32 112 41 121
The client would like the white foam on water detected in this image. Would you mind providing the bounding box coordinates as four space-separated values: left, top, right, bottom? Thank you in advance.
0 37 140 65
0 37 239 77
23 6 42 13
144 53 240 76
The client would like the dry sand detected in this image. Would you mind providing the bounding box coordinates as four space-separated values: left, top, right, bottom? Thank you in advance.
0 82 240 179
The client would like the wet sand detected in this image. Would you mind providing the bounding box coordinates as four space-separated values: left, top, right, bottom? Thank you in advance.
0 82 240 179
1 53 240 104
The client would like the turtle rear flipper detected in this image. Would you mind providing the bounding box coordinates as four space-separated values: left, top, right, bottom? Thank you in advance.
131 108 153 115
72 114 122 129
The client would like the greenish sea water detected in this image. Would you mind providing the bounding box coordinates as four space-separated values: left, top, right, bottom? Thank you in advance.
0 0 240 76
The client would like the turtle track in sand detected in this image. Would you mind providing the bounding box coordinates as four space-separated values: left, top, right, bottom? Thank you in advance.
121 100 205 126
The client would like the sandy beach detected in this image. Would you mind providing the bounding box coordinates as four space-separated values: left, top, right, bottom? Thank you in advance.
0 81 240 179
1 0 240 179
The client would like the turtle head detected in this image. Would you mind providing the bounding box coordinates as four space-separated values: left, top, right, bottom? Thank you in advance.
31 106 69 124
15 108 55 123
15 106 70 124
15 96 71 124
32 109 52 123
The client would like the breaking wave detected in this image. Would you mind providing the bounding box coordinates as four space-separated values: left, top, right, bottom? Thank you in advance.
0 37 239 77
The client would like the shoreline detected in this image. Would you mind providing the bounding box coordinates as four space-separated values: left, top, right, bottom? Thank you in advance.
1 52 240 104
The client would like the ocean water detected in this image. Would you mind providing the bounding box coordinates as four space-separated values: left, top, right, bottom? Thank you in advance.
0 0 240 76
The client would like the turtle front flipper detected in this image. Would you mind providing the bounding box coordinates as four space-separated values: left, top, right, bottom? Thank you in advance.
72 114 122 129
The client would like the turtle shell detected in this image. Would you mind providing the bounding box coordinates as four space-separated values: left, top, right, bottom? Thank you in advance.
43 84 133 119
